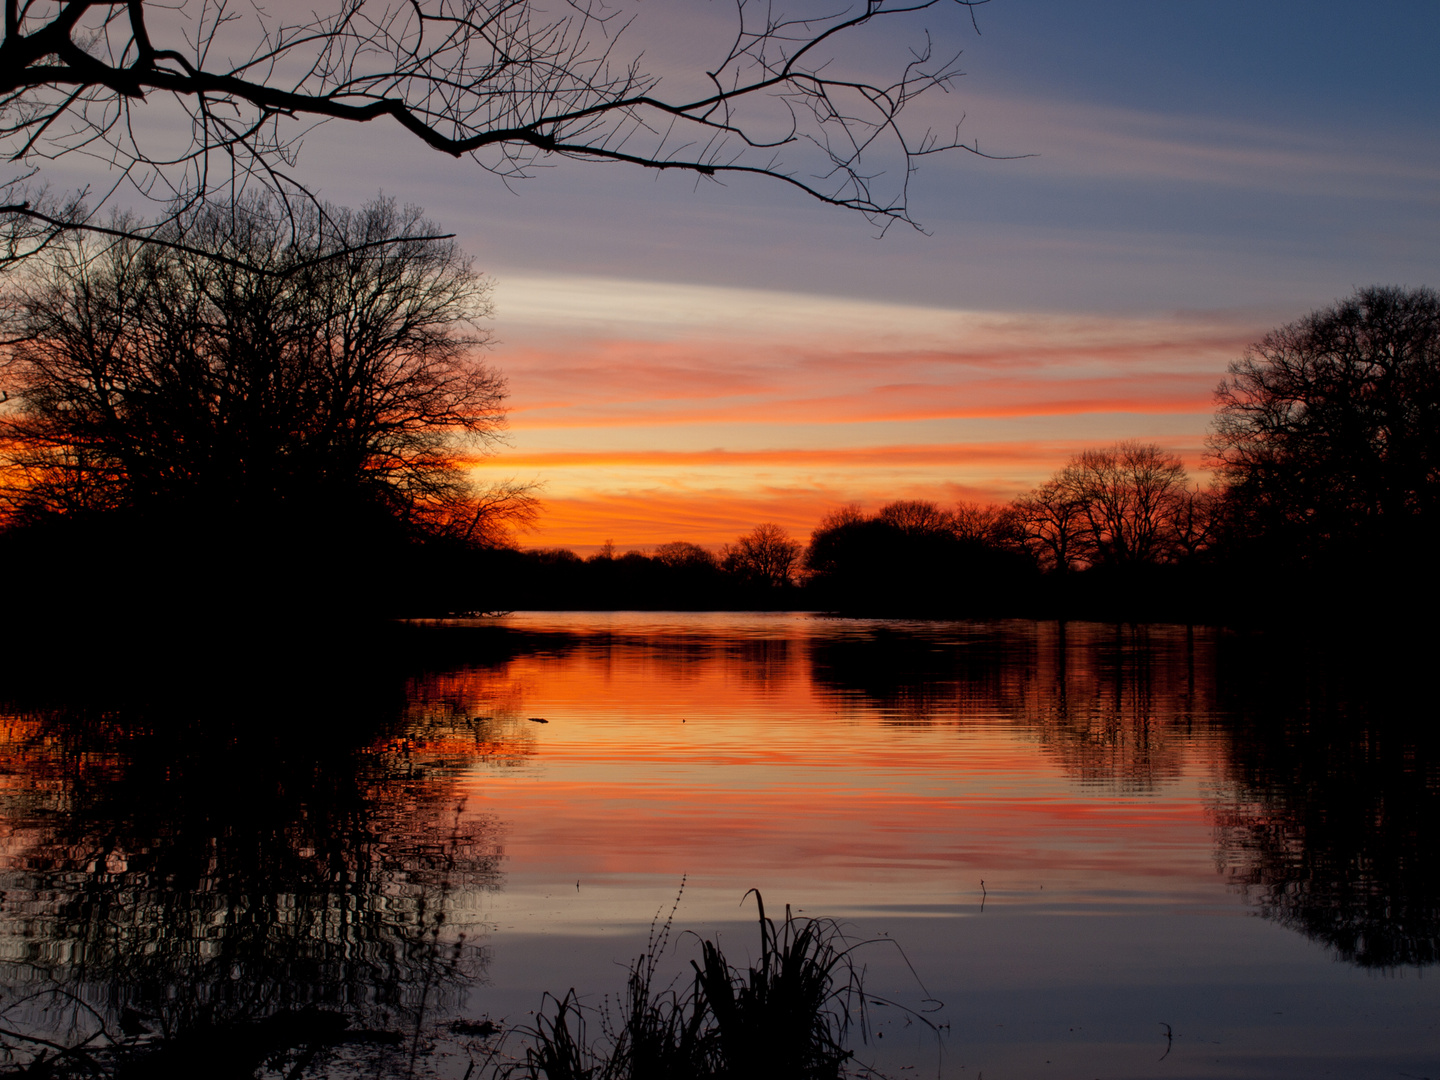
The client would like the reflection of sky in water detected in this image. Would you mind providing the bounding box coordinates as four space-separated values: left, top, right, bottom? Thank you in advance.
439 614 1438 1077
456 615 1215 907
1 613 1436 1078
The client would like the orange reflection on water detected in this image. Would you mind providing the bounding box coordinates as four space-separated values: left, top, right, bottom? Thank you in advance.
3 614 1435 1078
411 615 1229 922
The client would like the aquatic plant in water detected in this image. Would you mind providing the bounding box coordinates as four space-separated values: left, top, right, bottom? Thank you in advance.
505 890 901 1080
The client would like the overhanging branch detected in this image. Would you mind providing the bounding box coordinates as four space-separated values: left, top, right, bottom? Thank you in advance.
1 0 1010 248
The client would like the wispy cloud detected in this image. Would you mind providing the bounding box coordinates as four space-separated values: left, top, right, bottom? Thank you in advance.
494 277 1250 425
483 442 1077 471
496 274 1266 347
479 275 1259 550
947 91 1440 199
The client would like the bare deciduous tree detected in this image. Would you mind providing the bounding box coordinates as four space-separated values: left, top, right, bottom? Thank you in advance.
0 194 536 543
952 499 1022 548
1062 442 1188 568
1210 286 1440 556
723 522 802 587
1015 441 1207 571
1013 477 1086 573
875 498 953 535
655 540 718 571
1169 485 1219 560
1 0 996 263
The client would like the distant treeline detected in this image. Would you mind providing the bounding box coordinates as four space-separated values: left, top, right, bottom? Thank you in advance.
1 197 1435 631
472 285 1440 623
454 447 1208 620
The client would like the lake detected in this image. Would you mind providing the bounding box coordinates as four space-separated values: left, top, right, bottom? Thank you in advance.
0 612 1435 1078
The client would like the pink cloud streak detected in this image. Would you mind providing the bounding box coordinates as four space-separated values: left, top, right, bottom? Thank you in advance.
479 287 1258 549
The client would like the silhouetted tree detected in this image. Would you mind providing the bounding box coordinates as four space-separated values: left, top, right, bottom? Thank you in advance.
723 523 803 589
1015 441 1205 571
655 541 720 573
0 196 536 616
875 499 954 535
1169 485 1221 560
1 0 993 263
952 499 1024 548
1 196 532 535
1062 442 1190 567
803 505 867 577
1013 477 1086 574
806 499 1036 614
1209 286 1440 568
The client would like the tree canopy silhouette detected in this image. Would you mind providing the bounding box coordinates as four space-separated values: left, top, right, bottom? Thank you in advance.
1210 286 1440 568
805 498 1034 614
2 196 515 526
723 523 803 589
1 0 994 262
1014 441 1211 573
0 196 533 613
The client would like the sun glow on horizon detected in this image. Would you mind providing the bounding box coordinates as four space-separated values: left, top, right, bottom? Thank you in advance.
480 275 1265 553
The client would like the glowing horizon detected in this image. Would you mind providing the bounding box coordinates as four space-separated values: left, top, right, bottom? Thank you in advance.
476 274 1261 553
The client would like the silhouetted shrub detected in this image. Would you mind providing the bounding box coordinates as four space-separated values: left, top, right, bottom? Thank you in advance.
503 894 895 1080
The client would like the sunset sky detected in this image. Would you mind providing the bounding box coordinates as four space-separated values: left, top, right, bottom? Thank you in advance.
311 0 1439 552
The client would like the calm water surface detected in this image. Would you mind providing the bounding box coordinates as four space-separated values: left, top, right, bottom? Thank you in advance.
0 613 1436 1078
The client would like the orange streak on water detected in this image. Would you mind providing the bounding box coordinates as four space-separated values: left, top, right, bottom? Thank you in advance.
409 620 1228 910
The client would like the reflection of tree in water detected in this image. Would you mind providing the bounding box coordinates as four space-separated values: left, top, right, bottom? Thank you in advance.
809 623 1037 726
1209 637 1440 969
578 635 720 694
0 652 535 1072
1033 623 1215 791
528 630 804 697
724 636 800 695
809 621 1216 792
810 620 1440 968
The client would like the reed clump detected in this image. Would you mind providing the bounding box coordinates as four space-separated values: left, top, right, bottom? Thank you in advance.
504 891 885 1080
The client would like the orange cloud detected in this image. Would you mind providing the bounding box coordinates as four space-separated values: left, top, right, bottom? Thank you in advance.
517 491 838 550
502 342 1232 426
476 434 1219 552
513 483 1034 551
480 441 1076 471
474 281 1258 552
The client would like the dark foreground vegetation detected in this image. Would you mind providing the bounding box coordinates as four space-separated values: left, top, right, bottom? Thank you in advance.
2 194 1436 630
500 892 902 1080
0 882 901 1080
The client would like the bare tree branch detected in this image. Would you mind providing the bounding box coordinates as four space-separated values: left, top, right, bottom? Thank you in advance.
1 0 1008 260
1 197 455 276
